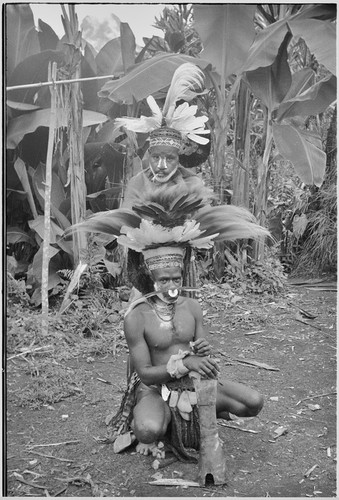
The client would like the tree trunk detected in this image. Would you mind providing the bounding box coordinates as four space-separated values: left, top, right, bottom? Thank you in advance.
41 62 57 332
69 72 87 265
232 80 250 208
254 107 272 261
61 6 87 266
324 105 336 186
231 80 252 271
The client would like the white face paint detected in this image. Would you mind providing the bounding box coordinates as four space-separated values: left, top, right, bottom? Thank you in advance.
148 145 180 184
149 164 178 183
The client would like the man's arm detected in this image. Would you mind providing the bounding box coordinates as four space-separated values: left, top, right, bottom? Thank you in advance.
124 308 173 386
189 299 212 356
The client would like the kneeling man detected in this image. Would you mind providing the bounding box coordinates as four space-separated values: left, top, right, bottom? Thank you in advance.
124 246 263 456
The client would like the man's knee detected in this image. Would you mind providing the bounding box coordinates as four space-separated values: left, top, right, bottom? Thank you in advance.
133 417 166 443
246 392 264 416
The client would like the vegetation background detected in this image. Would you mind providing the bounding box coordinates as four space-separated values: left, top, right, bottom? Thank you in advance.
5 3 337 497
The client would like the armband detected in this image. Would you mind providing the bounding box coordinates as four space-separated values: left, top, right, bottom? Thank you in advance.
166 350 190 379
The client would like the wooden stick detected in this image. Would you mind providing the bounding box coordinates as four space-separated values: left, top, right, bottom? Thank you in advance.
158 457 178 469
6 74 115 91
54 486 68 496
8 346 53 360
296 391 337 406
294 318 322 331
26 440 80 449
55 476 87 483
27 450 74 462
96 377 113 385
14 476 49 491
218 422 259 434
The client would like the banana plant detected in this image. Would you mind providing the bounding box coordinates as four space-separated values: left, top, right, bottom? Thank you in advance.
193 3 336 197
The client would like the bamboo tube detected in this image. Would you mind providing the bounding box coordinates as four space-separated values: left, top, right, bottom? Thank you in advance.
41 62 58 332
192 375 227 486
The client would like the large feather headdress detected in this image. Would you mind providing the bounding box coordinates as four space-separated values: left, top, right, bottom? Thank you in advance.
65 183 270 270
114 63 210 146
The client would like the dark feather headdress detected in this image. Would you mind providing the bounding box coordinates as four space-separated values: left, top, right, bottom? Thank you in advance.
65 183 270 272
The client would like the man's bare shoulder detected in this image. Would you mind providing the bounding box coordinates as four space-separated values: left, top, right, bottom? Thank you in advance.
177 296 202 314
125 301 151 321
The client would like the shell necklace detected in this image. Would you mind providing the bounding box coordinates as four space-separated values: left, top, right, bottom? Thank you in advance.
148 297 177 322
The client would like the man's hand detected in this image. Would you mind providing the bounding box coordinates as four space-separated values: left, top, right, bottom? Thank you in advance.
183 355 219 379
191 338 212 357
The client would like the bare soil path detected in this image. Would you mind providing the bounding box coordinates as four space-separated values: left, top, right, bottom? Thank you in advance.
6 280 337 497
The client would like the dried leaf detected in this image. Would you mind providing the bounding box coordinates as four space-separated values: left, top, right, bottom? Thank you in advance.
304 464 319 478
113 432 136 453
273 426 288 439
151 472 163 480
306 403 321 411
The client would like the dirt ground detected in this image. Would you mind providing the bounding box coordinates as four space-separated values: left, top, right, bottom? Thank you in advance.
6 279 337 497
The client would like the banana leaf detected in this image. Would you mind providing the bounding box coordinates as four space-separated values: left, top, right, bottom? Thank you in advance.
7 109 108 149
5 4 40 79
98 52 211 104
287 19 336 75
272 123 326 187
276 73 337 122
194 4 256 82
120 22 136 73
245 33 292 112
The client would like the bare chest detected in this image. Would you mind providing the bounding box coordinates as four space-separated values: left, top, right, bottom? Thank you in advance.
143 305 195 351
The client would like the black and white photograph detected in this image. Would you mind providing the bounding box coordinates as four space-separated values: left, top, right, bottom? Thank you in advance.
4 2 337 497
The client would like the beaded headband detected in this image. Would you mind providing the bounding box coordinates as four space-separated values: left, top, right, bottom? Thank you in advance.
143 246 185 271
149 127 182 150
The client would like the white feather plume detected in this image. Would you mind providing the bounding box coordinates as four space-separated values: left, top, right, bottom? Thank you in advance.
162 63 205 120
114 63 210 144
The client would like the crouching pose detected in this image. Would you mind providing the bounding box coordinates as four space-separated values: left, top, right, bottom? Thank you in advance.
71 181 268 459
124 256 263 457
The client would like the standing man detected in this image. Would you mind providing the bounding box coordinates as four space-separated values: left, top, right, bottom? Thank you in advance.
115 62 212 210
115 63 213 295
122 127 211 209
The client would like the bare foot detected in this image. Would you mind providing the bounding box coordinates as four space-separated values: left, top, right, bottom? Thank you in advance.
217 411 232 420
136 441 165 459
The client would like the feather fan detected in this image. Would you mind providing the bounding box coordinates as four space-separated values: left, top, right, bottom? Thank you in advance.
63 183 270 251
63 209 141 239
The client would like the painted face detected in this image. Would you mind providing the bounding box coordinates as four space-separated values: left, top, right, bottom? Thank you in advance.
148 145 180 183
151 266 183 302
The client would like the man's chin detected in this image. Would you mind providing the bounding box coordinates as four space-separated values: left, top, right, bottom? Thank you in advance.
155 175 171 183
157 292 178 303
